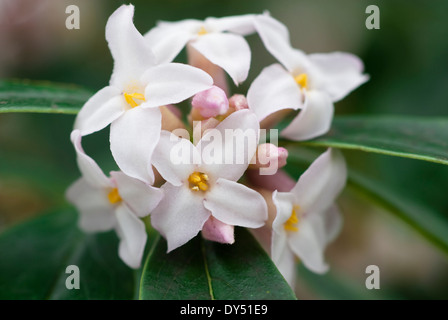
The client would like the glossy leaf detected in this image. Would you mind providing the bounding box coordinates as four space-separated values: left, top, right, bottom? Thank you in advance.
0 208 135 300
139 228 297 300
0 79 92 114
288 115 448 166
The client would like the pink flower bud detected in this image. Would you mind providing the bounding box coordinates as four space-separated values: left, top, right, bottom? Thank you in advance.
201 216 235 244
229 94 249 111
250 143 288 175
191 86 229 119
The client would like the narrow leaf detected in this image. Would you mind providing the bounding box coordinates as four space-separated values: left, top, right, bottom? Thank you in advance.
0 79 92 114
289 115 448 166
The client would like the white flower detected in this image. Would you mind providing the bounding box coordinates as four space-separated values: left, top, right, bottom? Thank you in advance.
74 4 213 184
271 148 347 286
144 14 256 85
150 109 268 252
66 130 163 269
248 13 369 140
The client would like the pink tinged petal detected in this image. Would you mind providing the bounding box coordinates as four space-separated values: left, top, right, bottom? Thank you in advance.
198 109 260 182
144 23 194 64
141 63 213 108
106 4 156 88
203 178 267 229
151 131 200 186
204 14 256 35
253 14 300 72
290 148 347 216
110 106 161 185
70 130 112 189
201 216 235 244
280 90 334 141
247 64 302 121
66 178 115 232
191 86 229 118
191 33 251 85
288 219 329 274
309 52 369 102
74 86 124 136
115 204 147 269
151 183 211 252
110 171 163 218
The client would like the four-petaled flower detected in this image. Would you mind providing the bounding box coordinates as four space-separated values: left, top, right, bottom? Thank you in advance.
150 110 268 252
74 4 213 184
248 13 369 140
66 130 163 268
271 148 347 286
144 14 256 85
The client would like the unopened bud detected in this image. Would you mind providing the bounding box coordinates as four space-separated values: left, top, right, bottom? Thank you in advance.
201 216 235 244
191 86 229 119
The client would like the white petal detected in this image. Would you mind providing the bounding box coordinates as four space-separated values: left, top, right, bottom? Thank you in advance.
288 218 329 274
106 4 156 88
74 86 124 136
66 178 115 232
111 171 163 218
110 106 161 184
323 204 343 244
309 52 369 102
144 23 194 64
151 183 210 252
198 109 259 182
280 90 333 141
247 64 302 121
115 204 148 269
205 14 256 35
151 131 200 186
203 179 267 228
253 14 301 72
271 190 295 236
191 33 251 85
70 130 112 189
271 242 297 287
290 148 347 216
141 63 213 108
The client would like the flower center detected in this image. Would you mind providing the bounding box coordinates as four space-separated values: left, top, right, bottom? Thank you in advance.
188 171 209 192
284 205 300 232
294 73 308 90
124 92 146 108
198 26 208 36
108 188 122 204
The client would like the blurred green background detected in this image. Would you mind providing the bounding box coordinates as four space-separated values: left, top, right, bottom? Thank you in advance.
0 0 447 299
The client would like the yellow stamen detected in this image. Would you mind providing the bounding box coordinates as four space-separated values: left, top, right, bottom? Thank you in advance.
124 92 146 108
198 26 208 36
294 73 308 90
188 172 209 192
284 205 300 232
108 188 122 205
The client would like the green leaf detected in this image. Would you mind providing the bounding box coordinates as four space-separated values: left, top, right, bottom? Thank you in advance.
292 115 448 166
0 208 135 300
0 79 92 114
286 148 448 256
347 171 448 255
139 228 296 300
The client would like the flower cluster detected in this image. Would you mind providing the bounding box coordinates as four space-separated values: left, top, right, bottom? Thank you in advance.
67 4 367 286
